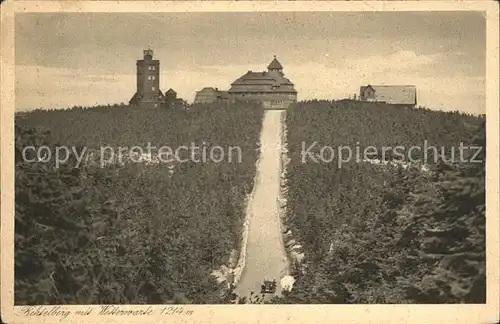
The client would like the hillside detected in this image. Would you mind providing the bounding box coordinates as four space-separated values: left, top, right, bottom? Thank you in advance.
14 100 487 305
15 103 264 304
273 101 485 303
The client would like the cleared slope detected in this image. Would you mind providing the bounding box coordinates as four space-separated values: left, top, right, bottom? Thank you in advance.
234 110 288 300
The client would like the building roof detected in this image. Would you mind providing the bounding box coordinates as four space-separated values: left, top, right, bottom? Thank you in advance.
361 85 416 105
197 87 219 94
194 87 229 102
267 56 283 70
227 56 297 94
165 88 177 95
229 71 296 94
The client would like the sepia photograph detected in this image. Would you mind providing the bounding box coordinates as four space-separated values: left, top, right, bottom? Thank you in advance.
1 1 499 324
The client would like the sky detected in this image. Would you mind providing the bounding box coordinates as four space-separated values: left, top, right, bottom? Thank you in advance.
15 11 486 114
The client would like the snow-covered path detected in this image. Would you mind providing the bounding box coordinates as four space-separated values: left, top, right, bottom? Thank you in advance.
234 110 288 300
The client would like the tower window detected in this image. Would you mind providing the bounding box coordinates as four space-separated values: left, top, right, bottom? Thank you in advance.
152 66 155 71
152 76 155 80
148 76 152 80
152 86 156 91
148 66 152 71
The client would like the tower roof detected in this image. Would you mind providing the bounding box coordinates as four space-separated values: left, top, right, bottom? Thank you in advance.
267 55 283 70
143 48 154 59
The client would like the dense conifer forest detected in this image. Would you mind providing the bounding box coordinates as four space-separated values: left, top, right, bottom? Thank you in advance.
15 100 487 304
273 101 486 303
15 103 264 304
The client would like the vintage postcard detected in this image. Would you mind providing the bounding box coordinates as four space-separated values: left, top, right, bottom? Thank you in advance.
1 1 499 323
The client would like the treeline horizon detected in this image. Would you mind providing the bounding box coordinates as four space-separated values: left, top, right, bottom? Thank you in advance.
15 99 486 119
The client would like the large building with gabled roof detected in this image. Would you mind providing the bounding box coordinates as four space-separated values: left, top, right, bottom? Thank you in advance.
359 85 417 108
228 56 297 109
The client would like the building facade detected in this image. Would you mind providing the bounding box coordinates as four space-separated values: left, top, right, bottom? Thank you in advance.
194 87 220 104
228 56 297 109
129 49 164 109
194 87 229 104
359 85 417 108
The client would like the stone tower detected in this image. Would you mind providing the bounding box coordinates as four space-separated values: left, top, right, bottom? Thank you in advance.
129 49 164 108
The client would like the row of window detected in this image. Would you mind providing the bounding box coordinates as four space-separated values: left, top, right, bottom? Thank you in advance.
240 92 296 97
147 75 156 80
148 66 156 71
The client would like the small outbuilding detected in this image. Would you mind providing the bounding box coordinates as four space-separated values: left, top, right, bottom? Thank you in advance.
194 87 227 104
